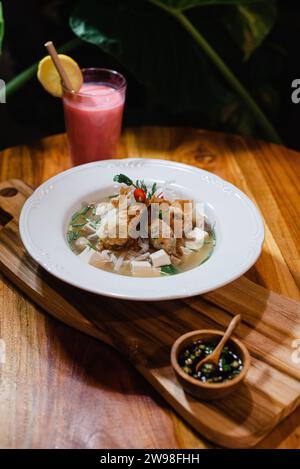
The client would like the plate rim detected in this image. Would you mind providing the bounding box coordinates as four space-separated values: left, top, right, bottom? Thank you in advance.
19 158 265 301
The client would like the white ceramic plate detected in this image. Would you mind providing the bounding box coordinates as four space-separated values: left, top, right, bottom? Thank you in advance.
19 158 264 301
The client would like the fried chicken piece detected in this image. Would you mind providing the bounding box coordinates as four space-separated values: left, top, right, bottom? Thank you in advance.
148 195 171 207
150 219 177 254
120 186 132 196
175 237 185 256
171 199 193 209
101 236 135 251
111 186 132 208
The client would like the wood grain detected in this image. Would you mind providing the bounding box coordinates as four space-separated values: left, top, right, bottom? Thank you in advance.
2 186 300 447
1 128 300 448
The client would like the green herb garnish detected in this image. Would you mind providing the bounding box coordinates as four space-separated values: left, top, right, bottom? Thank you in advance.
113 174 158 199
67 230 79 243
71 222 86 228
220 357 231 372
88 219 101 230
160 264 179 275
71 211 80 221
113 174 134 187
150 182 157 198
71 205 91 224
178 339 243 384
80 206 91 216
211 225 216 241
135 179 148 193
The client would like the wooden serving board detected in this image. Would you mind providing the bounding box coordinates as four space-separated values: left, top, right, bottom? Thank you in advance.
1 178 300 448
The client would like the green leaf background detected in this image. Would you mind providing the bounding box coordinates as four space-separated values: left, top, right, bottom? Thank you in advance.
70 0 279 137
220 2 277 59
70 0 233 116
0 0 281 142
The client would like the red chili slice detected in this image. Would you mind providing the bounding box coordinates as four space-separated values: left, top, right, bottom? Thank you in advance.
134 188 146 203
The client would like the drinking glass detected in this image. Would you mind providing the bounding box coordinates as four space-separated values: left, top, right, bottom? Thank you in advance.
63 68 126 166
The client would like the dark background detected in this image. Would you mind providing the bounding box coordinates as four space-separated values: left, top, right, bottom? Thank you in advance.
0 0 300 151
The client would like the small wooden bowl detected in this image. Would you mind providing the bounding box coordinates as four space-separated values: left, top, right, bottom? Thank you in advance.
171 330 250 400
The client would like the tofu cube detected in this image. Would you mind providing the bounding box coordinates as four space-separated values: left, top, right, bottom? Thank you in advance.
131 260 153 275
150 249 171 268
75 236 89 251
180 246 193 257
78 247 103 266
84 222 97 234
78 246 95 263
95 202 113 216
185 227 208 250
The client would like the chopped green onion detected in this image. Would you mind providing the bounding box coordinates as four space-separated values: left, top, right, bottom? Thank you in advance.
71 222 86 228
67 231 79 243
81 206 91 216
71 211 80 221
212 226 216 241
88 220 101 230
71 205 91 224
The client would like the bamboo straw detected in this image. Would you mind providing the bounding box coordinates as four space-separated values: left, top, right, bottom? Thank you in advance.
44 41 73 92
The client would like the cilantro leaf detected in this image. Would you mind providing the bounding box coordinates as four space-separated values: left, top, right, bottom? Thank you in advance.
113 174 134 186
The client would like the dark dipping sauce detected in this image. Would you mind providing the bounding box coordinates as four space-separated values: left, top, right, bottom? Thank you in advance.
178 339 243 384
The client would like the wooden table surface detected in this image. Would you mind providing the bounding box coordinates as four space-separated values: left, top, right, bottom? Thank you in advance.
1 127 300 449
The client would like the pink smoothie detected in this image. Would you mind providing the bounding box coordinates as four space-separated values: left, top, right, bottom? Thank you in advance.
63 83 125 165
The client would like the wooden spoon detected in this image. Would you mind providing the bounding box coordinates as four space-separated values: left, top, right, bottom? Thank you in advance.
195 314 242 373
